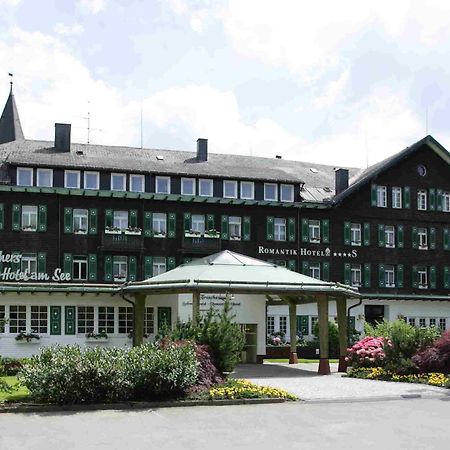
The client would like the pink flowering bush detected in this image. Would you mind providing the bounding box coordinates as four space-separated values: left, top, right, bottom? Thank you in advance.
346 336 386 368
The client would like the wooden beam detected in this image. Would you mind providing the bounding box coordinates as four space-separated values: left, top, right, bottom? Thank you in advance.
336 296 348 373
317 293 331 375
288 301 298 364
132 293 146 347
192 292 200 325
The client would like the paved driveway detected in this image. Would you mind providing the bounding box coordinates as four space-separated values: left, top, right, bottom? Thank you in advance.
233 362 450 401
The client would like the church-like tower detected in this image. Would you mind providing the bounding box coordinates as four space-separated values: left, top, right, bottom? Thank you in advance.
0 80 24 144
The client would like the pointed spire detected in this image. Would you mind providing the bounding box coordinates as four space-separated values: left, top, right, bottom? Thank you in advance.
0 75 24 144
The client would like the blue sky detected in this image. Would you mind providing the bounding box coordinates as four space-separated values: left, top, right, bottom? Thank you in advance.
1 0 450 168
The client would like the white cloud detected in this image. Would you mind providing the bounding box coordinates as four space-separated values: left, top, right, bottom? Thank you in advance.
0 0 21 5
53 23 84 37
313 69 349 110
77 0 107 15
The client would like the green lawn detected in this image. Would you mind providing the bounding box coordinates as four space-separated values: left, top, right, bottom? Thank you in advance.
264 358 339 364
0 376 30 403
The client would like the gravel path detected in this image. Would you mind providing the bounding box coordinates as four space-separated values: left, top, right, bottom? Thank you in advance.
233 362 450 401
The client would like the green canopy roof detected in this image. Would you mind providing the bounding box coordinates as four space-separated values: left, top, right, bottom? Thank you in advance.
123 250 360 298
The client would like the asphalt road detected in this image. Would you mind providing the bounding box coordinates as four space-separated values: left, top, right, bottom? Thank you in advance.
1 397 449 450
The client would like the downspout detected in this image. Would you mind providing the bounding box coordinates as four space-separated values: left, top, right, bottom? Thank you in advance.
347 298 363 345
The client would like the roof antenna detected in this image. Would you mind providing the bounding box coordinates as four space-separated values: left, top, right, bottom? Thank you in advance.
140 101 143 150
83 101 102 144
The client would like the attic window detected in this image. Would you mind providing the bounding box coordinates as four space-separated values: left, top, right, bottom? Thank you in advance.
309 168 318 173
76 150 84 155
156 155 164 161
323 187 332 193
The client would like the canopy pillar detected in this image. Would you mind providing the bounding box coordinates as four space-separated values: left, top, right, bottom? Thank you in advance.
317 293 331 375
336 296 348 372
132 293 146 347
192 292 200 325
288 301 298 364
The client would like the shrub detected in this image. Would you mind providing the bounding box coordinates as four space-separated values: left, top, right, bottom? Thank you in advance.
0 378 12 393
413 330 450 374
312 321 340 357
0 357 29 376
346 336 386 368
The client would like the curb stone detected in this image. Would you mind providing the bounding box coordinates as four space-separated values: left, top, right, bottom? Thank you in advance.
0 397 292 414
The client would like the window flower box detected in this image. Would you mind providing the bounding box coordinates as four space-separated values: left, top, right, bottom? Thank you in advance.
22 225 37 232
105 226 122 235
125 227 142 236
86 331 108 343
230 235 241 241
185 230 202 238
15 331 40 343
204 229 220 239
153 231 166 238
114 276 127 283
74 229 87 235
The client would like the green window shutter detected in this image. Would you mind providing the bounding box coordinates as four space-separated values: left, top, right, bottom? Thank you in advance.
0 203 4 231
144 211 153 237
437 189 443 211
403 187 411 209
64 207 73 234
344 263 351 285
206 214 215 231
397 225 404 249
105 209 113 228
301 218 309 242
364 263 371 288
88 254 97 281
168 213 176 238
363 223 370 246
444 267 450 289
37 252 46 274
302 261 309 275
397 264 404 288
184 212 191 234
38 205 47 232
412 266 419 289
343 222 351 245
412 227 418 249
378 224 385 247
430 266 437 289
429 188 436 211
63 253 72 278
444 229 450 251
266 216 274 241
88 208 97 235
348 316 356 332
321 219 330 244
322 261 330 281
129 210 138 228
243 216 251 241
11 251 20 271
221 215 229 240
12 204 21 231
378 264 385 288
297 315 309 335
128 256 137 281
429 227 436 250
144 256 153 279
104 255 113 282
65 306 76 335
371 184 377 207
157 307 172 332
167 257 176 271
50 306 61 335
288 260 296 271
288 218 296 242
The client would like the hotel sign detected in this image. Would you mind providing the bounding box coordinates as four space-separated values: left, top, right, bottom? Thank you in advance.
257 246 358 259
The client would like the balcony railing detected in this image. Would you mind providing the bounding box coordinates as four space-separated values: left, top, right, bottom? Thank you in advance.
101 233 144 252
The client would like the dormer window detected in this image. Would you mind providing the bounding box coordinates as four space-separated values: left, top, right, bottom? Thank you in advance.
17 167 33 186
280 184 294 202
199 179 213 197
111 173 126 191
264 183 278 201
65 170 80 189
84 171 99 190
36 168 53 187
223 180 237 198
181 178 195 196
155 176 170 194
240 181 254 200
130 174 145 193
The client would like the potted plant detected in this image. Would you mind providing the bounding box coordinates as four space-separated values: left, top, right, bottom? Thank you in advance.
85 330 108 342
74 228 87 235
153 230 166 238
15 330 40 343
230 234 241 241
22 225 37 232
204 229 220 238
185 229 202 238
113 275 127 283
124 226 142 236
105 226 122 234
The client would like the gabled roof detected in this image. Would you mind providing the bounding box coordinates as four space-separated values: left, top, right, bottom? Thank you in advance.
0 86 24 144
332 135 450 205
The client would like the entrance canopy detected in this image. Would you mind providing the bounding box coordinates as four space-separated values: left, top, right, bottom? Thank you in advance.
122 250 359 298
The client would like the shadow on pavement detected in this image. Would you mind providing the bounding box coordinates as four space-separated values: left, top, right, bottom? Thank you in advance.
232 363 321 379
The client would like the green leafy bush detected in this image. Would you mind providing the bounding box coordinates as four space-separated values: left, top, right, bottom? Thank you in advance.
0 357 30 376
0 378 13 393
312 321 340 357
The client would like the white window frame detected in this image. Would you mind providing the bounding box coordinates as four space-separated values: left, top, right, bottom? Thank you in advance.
267 316 275 335
274 217 286 242
21 253 37 274
36 168 53 187
280 184 294 202
84 171 100 190
21 205 38 231
152 213 167 237
418 267 428 289
73 209 88 234
443 192 450 212
181 178 196 196
9 305 27 334
30 305 48 334
113 256 128 282
279 316 288 335
376 186 387 207
439 318 447 331
351 264 362 287
72 255 88 281
191 214 205 234
118 306 133 334
385 225 395 248
129 174 145 193
385 265 395 287
155 176 171 194
16 167 33 187
229 216 242 240
351 223 361 246
223 180 238 199
264 183 278 201
64 170 81 189
199 179 213 197
98 306 115 334
418 228 428 250
392 187 402 209
113 210 128 230
77 306 95 334
111 173 126 191
240 181 255 200
417 190 427 211
152 257 167 276
309 220 321 243
309 263 321 280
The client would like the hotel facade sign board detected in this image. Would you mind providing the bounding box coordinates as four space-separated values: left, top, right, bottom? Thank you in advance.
257 246 358 259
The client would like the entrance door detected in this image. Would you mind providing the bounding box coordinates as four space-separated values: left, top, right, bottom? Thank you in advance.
364 305 385 326
157 307 172 332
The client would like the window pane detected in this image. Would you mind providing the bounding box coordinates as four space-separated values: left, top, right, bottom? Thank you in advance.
199 180 213 196
130 175 144 192
111 174 125 191
65 171 80 188
156 177 170 194
280 185 294 202
152 213 167 236
181 178 195 195
240 182 254 199
224 181 237 198
85 172 99 189
17 168 33 186
264 184 277 201
37 169 52 187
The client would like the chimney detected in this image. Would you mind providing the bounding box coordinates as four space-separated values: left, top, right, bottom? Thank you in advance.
335 168 349 195
54 123 71 152
197 138 208 162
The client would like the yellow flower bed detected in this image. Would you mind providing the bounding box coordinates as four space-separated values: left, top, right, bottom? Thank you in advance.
208 380 296 400
348 367 450 388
